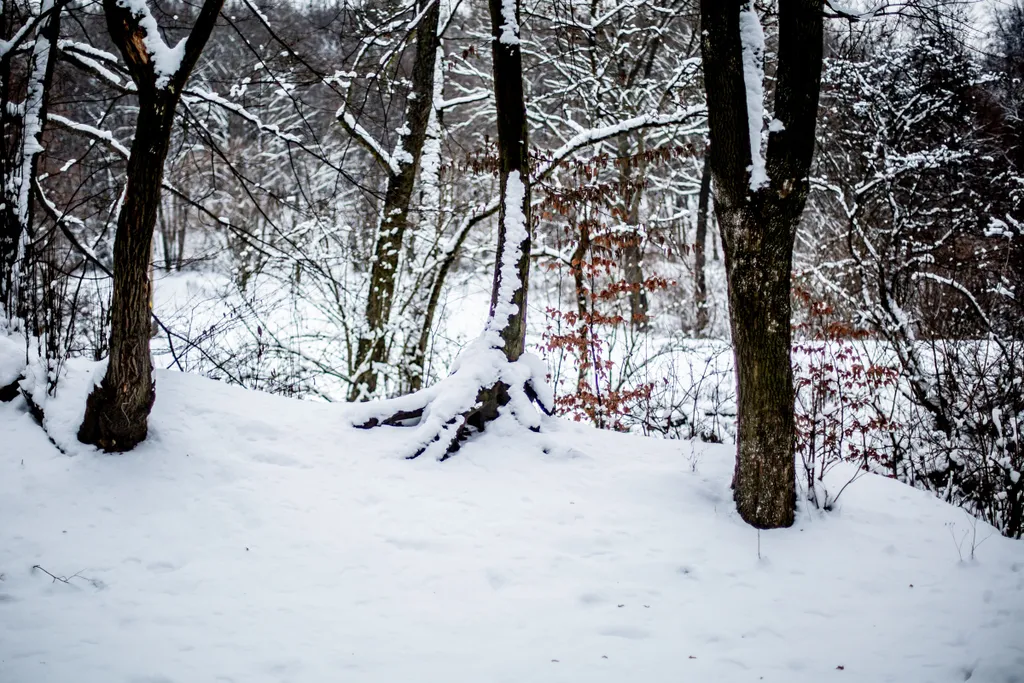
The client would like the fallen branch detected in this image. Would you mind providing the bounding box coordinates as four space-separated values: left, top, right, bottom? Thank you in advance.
32 564 104 589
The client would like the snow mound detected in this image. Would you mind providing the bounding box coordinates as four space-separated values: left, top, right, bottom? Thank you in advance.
1 361 1022 682
0 334 25 387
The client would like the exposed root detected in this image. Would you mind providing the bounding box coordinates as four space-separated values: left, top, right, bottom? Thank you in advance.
0 376 21 403
351 349 553 460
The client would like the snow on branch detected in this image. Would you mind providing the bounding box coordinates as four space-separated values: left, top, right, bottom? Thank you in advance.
739 2 767 191
0 5 54 60
534 107 705 180
498 0 520 45
184 89 302 144
438 91 490 111
61 53 127 89
116 0 187 89
824 1 889 21
406 0 440 32
47 114 131 157
338 108 402 175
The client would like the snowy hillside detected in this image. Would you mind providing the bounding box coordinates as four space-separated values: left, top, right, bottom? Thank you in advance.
1 363 1023 683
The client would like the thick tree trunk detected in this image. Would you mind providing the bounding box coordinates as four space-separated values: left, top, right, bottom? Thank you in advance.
721 205 797 528
694 150 712 336
701 0 823 528
349 0 441 401
78 103 173 450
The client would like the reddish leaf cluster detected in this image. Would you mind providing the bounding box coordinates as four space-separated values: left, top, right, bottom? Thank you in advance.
792 290 902 506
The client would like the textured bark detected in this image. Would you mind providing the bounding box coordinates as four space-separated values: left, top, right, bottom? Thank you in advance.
487 0 531 363
78 104 170 449
694 150 712 335
78 0 224 451
349 0 441 401
701 0 823 528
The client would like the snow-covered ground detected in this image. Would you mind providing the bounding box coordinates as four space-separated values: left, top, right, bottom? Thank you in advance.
2 362 1023 682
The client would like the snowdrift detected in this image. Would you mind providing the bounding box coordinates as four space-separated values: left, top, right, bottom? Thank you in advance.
1 362 1022 682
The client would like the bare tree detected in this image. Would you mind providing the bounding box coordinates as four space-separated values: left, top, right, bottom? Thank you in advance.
344 0 443 401
78 0 225 451
352 0 553 456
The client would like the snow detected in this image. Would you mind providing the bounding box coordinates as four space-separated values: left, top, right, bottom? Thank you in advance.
739 3 767 191
487 170 528 341
186 89 303 144
47 114 131 158
536 109 705 181
117 0 186 89
346 170 545 455
2 362 1023 682
0 334 25 387
417 41 446 225
339 110 402 176
498 0 520 45
58 40 127 88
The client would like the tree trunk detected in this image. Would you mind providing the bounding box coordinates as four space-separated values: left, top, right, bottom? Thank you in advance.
349 0 441 401
721 205 797 528
487 0 531 363
1 0 63 320
694 149 711 335
700 0 823 528
78 102 173 450
617 133 648 329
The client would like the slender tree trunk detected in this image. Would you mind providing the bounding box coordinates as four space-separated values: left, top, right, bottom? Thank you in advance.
406 209 492 392
617 133 648 329
461 0 533 418
570 217 591 393
701 0 823 528
694 149 711 335
349 0 441 401
402 34 448 393
78 103 174 450
487 0 531 362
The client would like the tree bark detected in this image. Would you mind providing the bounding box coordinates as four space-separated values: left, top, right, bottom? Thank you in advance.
78 0 224 451
700 0 823 528
694 149 711 335
78 102 172 449
349 0 441 401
